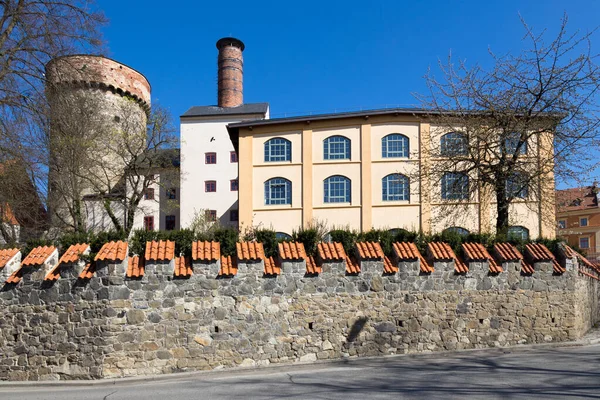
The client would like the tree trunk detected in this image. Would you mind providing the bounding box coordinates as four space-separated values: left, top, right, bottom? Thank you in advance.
495 183 510 236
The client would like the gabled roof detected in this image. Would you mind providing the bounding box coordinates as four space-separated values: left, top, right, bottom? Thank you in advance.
127 255 145 278
145 240 175 261
22 246 56 266
236 242 264 261
181 103 269 118
58 243 89 265
192 241 220 261
95 241 127 262
317 242 346 261
0 248 19 269
556 185 598 212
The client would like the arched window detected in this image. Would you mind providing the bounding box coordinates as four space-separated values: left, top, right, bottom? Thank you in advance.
440 132 468 156
382 134 409 158
503 132 527 155
441 172 469 200
506 172 529 199
264 178 291 205
508 226 529 240
388 228 409 236
323 136 350 160
382 174 410 201
443 227 470 236
264 138 291 162
324 175 351 203
276 232 292 241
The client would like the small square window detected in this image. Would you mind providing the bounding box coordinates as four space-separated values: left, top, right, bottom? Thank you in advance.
166 188 177 199
165 215 176 231
580 217 588 227
144 188 154 200
143 216 154 231
205 181 217 192
230 209 239 222
205 210 217 222
230 151 238 163
580 237 590 249
230 179 238 191
558 220 566 229
205 152 217 164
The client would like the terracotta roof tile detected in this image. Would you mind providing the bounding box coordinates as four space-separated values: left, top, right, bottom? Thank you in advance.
0 248 19 269
556 186 598 212
44 265 61 282
393 242 420 260
494 243 523 262
305 256 321 275
5 269 21 284
553 259 566 274
174 256 192 278
525 243 554 262
521 260 535 275
356 242 384 260
563 244 595 269
345 256 360 274
22 246 56 266
236 242 264 261
428 242 467 273
78 263 95 280
218 255 237 276
145 240 175 261
579 269 600 281
192 241 220 261
264 256 281 276
278 242 306 260
383 255 398 274
317 242 346 261
58 243 89 265
95 241 128 261
126 255 145 278
462 243 503 273
454 257 469 274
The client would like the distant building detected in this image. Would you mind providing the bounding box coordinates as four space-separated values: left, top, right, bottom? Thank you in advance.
556 184 600 261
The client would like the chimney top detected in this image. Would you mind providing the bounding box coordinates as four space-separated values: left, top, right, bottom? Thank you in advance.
216 37 245 52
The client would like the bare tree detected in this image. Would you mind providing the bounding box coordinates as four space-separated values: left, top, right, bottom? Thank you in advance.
416 14 600 236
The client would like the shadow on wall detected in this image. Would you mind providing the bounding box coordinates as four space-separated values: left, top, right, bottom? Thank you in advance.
346 317 368 343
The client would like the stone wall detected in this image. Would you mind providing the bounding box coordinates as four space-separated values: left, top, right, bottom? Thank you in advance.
0 256 598 381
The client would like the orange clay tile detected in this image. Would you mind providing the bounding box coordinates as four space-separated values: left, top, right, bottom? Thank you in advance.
44 265 61 282
219 255 237 276
383 256 398 274
58 243 89 265
0 248 19 269
563 245 577 259
78 263 95 280
428 242 456 261
174 256 192 278
579 269 600 281
345 256 361 274
145 240 175 261
563 244 595 269
553 259 566 274
236 242 265 261
494 243 523 262
393 242 420 260
525 243 554 262
278 242 307 260
356 242 385 260
317 242 346 261
126 255 145 278
5 269 21 284
22 246 56 266
264 256 281 276
192 241 221 261
521 260 535 275
305 256 321 275
95 241 128 262
462 243 503 274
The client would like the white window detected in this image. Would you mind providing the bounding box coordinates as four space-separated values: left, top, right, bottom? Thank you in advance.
580 217 588 227
579 237 590 249
558 220 566 229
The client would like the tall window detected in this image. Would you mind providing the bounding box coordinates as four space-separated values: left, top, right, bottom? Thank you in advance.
205 181 216 192
264 178 291 205
382 134 409 158
143 216 154 231
144 188 154 200
205 152 216 164
230 179 238 191
441 172 469 200
323 136 350 160
580 217 589 227
440 132 468 156
508 226 529 240
324 175 351 203
264 138 291 162
503 132 527 155
506 172 529 199
230 151 238 163
580 237 590 249
443 227 470 236
382 174 410 201
166 188 177 199
205 210 217 222
165 215 176 231
230 210 239 222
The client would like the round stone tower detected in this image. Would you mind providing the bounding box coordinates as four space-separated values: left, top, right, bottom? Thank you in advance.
45 55 151 230
216 37 244 108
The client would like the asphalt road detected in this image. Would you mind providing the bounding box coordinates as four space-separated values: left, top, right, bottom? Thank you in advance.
2 344 600 400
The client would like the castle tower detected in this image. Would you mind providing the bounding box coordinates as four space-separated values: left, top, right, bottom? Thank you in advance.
216 37 244 108
45 55 151 230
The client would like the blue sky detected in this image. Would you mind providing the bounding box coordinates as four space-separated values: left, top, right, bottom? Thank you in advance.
98 0 600 120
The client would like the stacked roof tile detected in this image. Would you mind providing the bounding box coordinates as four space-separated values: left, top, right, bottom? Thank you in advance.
0 248 19 269
126 255 145 278
174 256 192 278
22 246 56 266
393 242 433 273
553 259 566 274
264 256 281 276
5 269 21 284
44 265 61 282
462 243 502 273
192 241 220 261
525 243 554 262
236 242 264 261
145 240 175 261
317 242 346 261
305 256 321 275
356 242 384 260
345 256 360 274
219 255 237 276
58 243 89 265
383 256 398 274
428 242 467 273
278 242 306 260
494 243 523 262
95 241 127 261
78 263 95 280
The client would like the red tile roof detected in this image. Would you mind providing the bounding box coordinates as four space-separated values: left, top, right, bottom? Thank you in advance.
145 240 175 261
525 243 554 262
236 242 264 261
58 243 89 265
556 186 598 212
383 256 398 274
393 242 420 260
317 242 346 261
44 265 61 282
345 256 360 274
95 241 128 261
462 243 503 273
174 256 192 278
553 259 566 274
22 246 56 266
5 269 21 284
78 263 95 280
264 256 281 276
521 260 535 275
428 242 467 273
0 248 19 269
126 255 145 278
356 242 384 260
278 242 306 260
494 243 523 262
305 256 321 275
218 255 237 276
192 241 220 261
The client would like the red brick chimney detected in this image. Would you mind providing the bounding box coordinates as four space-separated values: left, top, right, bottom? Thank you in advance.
216 37 244 108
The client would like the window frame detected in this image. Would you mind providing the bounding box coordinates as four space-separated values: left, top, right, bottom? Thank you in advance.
506 172 529 199
580 236 590 249
144 188 155 200
442 227 470 237
230 179 238 191
205 210 217 222
264 177 292 205
503 132 527 155
165 215 176 231
323 135 351 160
558 220 566 229
508 226 530 241
382 173 410 201
440 132 468 156
580 217 589 227
166 188 177 199
264 138 292 162
205 181 216 193
205 152 217 164
441 172 469 200
230 209 239 222
143 216 154 231
381 133 409 158
324 175 351 203
230 151 238 163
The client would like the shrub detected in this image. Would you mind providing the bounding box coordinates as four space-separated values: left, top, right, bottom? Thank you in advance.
329 227 358 255
358 229 395 257
253 228 278 258
212 227 239 256
292 221 328 257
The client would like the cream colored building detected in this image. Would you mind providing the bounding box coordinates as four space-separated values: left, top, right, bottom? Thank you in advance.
227 109 555 238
